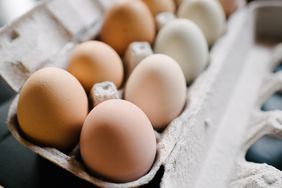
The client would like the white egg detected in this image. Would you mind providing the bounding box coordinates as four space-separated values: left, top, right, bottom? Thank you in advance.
154 19 208 83
177 0 226 46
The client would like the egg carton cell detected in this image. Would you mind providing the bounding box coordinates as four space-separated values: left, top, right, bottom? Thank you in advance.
261 92 282 111
230 113 282 187
246 135 282 171
1 0 282 188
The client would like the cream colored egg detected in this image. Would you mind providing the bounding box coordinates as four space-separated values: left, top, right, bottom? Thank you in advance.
125 54 186 130
177 0 226 46
154 19 208 83
67 41 124 92
17 67 88 151
80 99 156 182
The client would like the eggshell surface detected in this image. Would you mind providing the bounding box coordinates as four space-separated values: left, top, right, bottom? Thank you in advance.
219 0 243 17
154 19 208 83
142 0 176 16
177 0 226 46
80 99 156 182
100 0 155 55
125 54 186 130
174 0 183 6
67 41 124 91
17 67 88 151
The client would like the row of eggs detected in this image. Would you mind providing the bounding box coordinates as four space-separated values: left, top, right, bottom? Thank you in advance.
16 0 233 183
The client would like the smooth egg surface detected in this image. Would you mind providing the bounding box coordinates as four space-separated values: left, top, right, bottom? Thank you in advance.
125 54 186 130
17 67 88 151
67 41 124 92
100 0 155 56
219 0 241 17
154 19 208 83
80 99 156 182
142 0 176 16
177 0 226 46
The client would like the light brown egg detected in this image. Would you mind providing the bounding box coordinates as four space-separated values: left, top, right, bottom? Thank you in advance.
142 0 176 16
80 99 156 182
100 0 155 56
125 54 186 130
67 41 124 92
219 0 241 17
17 67 88 151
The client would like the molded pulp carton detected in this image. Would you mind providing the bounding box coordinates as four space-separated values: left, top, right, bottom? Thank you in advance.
1 0 282 187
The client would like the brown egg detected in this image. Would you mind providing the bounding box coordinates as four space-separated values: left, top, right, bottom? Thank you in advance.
67 41 124 92
219 0 241 17
142 0 176 16
17 67 88 151
100 0 155 56
125 54 186 130
174 0 183 6
80 99 156 182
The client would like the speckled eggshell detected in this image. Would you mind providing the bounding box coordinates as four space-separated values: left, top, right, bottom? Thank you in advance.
100 0 155 56
124 54 186 130
17 67 88 151
80 99 156 182
154 19 208 83
142 0 176 16
67 41 124 92
177 0 226 46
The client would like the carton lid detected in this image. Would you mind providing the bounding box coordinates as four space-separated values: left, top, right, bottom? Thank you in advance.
0 0 109 92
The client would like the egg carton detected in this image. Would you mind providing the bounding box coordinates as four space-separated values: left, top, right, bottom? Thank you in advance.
183 2 282 187
1 0 282 187
230 35 282 187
